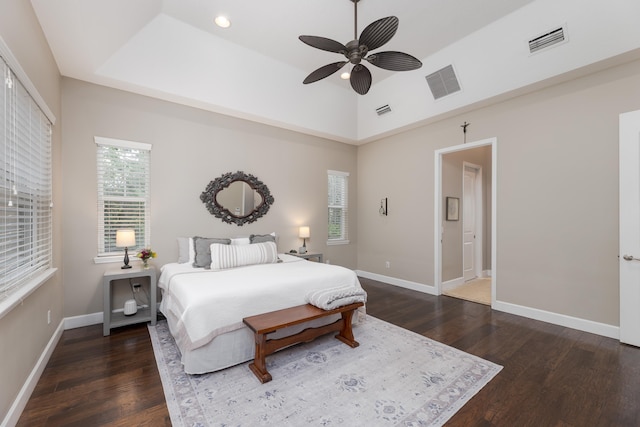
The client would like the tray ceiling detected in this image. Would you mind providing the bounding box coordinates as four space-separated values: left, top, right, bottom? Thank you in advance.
30 0 640 144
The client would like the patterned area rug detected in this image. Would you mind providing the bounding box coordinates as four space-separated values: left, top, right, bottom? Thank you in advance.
148 316 502 426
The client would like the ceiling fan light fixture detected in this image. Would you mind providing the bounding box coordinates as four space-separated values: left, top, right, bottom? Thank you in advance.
299 0 421 95
340 71 351 80
214 15 231 28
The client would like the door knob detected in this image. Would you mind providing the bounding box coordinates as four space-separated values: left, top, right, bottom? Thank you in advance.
623 255 640 261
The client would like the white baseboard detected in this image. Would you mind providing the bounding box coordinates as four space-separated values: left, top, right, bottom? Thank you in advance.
357 270 619 340
442 277 464 292
64 311 103 330
2 319 64 427
493 300 619 340
443 272 492 292
64 305 159 330
70 285 616 341
356 270 437 295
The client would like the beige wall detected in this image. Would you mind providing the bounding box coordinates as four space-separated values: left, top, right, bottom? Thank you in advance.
61 78 358 317
358 58 640 326
0 0 63 420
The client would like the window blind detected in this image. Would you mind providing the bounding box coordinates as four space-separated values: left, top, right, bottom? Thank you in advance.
328 170 349 243
96 137 151 256
0 57 53 300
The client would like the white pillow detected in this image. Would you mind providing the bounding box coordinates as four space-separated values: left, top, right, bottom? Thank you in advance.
230 237 251 245
210 241 278 270
177 237 195 264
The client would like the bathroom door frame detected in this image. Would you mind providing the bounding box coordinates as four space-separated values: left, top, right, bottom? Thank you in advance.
434 137 497 307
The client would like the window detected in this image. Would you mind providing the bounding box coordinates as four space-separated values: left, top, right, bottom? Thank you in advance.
327 170 349 244
0 57 53 301
96 137 151 257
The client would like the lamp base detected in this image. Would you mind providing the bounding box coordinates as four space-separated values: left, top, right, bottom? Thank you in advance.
299 246 307 254
121 247 132 269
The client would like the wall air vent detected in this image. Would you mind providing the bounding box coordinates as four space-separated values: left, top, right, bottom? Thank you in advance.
529 26 566 54
425 65 460 100
376 104 392 116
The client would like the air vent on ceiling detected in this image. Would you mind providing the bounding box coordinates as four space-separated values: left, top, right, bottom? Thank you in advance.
376 104 392 116
529 26 566 54
425 65 460 100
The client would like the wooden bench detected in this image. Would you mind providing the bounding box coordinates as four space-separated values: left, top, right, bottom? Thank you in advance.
242 302 364 383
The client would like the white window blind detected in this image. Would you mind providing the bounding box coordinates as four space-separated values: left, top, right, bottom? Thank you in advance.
0 57 53 300
96 137 151 256
328 170 349 244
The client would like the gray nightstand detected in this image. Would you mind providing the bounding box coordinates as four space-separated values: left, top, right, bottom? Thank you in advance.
290 252 324 263
103 266 157 336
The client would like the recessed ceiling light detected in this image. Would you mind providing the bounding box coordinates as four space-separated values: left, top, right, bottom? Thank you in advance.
214 15 231 28
340 72 350 80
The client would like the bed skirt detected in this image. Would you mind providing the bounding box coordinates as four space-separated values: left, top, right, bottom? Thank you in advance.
163 308 363 374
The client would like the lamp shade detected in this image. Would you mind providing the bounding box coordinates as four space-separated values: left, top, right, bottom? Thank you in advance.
299 226 310 239
116 229 136 247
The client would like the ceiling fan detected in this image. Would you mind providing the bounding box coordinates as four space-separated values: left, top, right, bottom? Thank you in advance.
299 0 422 95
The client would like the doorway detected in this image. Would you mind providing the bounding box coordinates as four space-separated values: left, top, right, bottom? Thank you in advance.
434 138 497 306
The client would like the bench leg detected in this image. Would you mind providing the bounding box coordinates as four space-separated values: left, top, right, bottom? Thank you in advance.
335 309 359 348
249 332 272 383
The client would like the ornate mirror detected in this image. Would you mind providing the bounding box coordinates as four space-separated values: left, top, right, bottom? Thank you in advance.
200 171 275 226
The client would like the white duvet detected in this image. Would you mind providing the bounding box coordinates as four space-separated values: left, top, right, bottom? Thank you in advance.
158 254 363 352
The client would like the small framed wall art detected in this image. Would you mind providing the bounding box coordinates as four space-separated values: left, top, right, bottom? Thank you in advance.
446 197 459 221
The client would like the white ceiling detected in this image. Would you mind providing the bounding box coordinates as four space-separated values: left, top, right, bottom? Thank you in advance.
30 0 640 144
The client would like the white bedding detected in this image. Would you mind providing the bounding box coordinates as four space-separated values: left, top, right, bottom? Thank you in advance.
158 254 364 355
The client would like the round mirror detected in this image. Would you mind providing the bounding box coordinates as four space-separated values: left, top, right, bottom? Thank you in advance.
200 171 274 226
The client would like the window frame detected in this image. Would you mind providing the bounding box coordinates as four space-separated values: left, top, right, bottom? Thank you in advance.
327 170 350 245
0 51 56 315
95 137 151 261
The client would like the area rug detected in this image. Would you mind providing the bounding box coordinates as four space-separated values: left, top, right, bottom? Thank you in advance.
148 316 502 426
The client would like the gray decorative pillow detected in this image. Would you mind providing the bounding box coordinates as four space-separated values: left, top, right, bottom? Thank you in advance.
193 236 231 268
250 233 276 244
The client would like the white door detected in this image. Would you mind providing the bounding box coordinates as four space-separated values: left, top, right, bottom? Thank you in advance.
463 166 477 281
619 109 640 347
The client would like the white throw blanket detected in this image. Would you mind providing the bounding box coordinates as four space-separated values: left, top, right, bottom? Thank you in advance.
305 283 367 310
158 255 363 352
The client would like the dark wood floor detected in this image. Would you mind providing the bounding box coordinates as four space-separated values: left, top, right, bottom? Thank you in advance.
18 277 640 426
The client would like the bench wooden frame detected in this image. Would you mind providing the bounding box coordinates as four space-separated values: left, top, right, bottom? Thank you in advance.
242 302 364 383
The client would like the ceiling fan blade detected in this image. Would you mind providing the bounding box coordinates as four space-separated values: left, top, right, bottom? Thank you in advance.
299 35 347 54
366 51 422 71
359 16 398 51
303 62 348 84
350 64 372 95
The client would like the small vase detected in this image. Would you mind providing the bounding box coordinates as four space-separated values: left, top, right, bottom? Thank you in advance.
142 259 149 269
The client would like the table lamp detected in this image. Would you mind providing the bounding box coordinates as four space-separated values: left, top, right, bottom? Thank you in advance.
116 229 136 269
299 226 310 254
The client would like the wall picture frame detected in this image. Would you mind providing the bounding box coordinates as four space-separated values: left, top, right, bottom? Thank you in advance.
446 197 459 221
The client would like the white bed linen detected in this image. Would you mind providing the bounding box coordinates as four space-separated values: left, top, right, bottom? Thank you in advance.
158 254 364 354
171 312 341 374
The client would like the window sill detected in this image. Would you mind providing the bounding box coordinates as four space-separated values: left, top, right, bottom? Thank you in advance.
327 239 350 246
94 256 142 265
0 268 57 321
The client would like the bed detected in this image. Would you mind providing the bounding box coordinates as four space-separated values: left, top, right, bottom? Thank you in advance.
158 248 365 374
